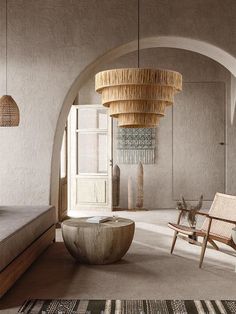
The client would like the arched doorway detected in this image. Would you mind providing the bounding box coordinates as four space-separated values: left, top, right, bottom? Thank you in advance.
50 36 236 211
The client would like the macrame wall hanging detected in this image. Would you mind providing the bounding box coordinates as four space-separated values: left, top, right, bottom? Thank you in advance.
117 127 156 164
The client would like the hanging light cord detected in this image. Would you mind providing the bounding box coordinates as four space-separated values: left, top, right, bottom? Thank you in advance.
137 0 140 68
5 0 8 94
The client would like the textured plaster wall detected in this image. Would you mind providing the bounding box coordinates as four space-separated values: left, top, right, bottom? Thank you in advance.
0 0 235 207
80 48 232 209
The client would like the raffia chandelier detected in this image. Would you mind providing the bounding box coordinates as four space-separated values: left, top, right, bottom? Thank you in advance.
0 0 20 127
95 0 182 128
95 68 182 127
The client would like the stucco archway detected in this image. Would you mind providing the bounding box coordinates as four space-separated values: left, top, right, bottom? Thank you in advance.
50 36 236 209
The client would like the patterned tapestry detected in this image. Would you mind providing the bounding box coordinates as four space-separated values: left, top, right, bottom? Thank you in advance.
117 128 156 164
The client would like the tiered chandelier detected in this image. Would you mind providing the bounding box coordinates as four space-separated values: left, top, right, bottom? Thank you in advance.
95 0 182 128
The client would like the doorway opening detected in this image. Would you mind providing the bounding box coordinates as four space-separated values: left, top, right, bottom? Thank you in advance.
59 100 113 219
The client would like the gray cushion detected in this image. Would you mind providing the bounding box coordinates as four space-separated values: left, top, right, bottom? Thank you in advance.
0 206 56 271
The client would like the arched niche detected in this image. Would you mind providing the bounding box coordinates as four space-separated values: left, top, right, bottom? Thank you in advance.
50 36 236 210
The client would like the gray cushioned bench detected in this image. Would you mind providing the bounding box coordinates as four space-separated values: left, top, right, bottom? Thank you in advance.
0 206 56 297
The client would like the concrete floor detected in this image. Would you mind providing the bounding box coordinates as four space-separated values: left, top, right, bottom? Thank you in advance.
0 209 236 313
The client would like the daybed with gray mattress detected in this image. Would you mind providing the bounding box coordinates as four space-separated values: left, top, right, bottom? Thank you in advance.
0 205 56 297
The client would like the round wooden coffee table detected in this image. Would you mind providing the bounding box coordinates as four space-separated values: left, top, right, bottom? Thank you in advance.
61 217 135 265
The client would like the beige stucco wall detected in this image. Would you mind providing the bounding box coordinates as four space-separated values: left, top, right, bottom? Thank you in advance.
0 0 236 207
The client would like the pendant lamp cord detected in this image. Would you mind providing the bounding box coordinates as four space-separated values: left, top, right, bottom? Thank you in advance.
137 0 140 68
5 0 8 94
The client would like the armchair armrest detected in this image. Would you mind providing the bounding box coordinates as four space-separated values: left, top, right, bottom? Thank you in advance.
179 208 209 217
209 215 236 225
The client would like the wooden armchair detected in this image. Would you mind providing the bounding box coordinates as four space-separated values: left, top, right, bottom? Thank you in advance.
168 193 236 268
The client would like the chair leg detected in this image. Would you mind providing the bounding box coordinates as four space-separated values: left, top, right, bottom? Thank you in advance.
170 231 178 254
199 218 212 268
199 236 208 268
208 239 219 250
170 210 183 254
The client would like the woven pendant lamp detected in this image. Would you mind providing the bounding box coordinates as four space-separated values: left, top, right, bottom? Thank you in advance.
0 95 20 127
95 68 182 127
0 0 20 127
95 1 182 128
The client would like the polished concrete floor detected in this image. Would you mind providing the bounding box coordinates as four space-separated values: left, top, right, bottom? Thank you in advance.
0 209 236 313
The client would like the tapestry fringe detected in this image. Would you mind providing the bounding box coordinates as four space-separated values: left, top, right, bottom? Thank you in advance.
118 149 155 164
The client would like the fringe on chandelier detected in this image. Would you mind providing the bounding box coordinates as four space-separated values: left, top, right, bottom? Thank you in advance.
95 68 182 128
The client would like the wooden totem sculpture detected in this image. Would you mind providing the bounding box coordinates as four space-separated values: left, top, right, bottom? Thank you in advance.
136 161 144 209
128 176 134 210
112 164 120 207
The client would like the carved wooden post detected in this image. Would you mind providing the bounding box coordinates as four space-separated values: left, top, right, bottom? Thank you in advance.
136 161 144 209
112 164 120 207
128 176 134 210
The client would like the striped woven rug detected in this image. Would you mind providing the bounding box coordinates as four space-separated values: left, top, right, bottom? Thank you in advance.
19 299 236 313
